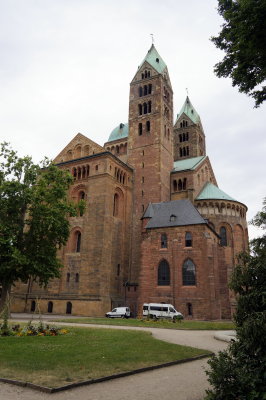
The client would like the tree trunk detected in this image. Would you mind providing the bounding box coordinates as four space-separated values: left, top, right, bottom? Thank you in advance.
0 283 11 314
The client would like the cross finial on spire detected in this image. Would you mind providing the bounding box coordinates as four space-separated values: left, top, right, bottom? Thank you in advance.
186 88 189 96
150 33 154 44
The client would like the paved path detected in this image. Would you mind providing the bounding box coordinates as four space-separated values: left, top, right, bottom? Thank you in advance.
0 316 229 400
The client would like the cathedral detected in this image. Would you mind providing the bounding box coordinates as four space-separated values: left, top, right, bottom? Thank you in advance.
12 45 248 320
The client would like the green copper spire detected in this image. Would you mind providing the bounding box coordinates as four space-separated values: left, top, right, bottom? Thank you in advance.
139 44 167 74
176 96 201 125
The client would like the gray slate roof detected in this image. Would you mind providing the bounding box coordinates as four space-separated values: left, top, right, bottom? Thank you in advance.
143 199 206 229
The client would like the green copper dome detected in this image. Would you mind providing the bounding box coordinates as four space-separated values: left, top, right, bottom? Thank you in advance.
196 183 236 202
139 44 167 74
107 123 128 142
176 96 200 125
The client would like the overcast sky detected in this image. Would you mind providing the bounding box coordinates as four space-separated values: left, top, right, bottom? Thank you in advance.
0 0 265 239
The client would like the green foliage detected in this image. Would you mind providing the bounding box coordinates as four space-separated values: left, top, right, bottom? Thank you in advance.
212 0 266 107
205 198 266 400
0 143 78 310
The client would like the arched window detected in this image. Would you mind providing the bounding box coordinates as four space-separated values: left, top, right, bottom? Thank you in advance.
161 233 167 248
138 104 142 115
187 303 193 316
76 232 81 252
186 132 189 141
139 86 143 97
220 226 227 246
183 178 187 190
66 272 70 282
143 102 147 114
144 85 148 95
139 123 142 136
180 148 183 157
48 301 53 313
185 232 192 247
75 273 79 283
173 180 177 192
66 302 72 314
146 121 150 132
182 259 196 286
158 260 170 286
113 193 119 216
182 132 186 141
178 179 182 191
148 101 152 113
179 134 182 143
148 84 152 94
31 300 36 312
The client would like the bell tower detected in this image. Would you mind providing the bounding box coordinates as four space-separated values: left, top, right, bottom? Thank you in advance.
127 45 174 282
173 96 206 161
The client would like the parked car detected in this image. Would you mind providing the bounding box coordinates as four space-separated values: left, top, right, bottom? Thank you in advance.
142 303 183 320
106 307 131 318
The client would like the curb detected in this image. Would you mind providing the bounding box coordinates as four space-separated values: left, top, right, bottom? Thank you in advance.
214 330 236 343
0 352 213 393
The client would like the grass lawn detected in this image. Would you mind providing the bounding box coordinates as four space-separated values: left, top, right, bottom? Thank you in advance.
53 317 235 330
0 326 210 388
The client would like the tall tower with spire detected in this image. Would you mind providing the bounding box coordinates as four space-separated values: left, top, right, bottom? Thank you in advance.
173 96 206 161
127 44 174 282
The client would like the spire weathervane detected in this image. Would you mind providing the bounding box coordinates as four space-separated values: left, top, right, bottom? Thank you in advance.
150 33 154 44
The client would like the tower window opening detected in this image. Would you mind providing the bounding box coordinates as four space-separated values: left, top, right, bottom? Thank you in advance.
117 264 120 276
144 85 148 96
179 134 182 143
139 123 143 136
146 120 150 132
67 272 70 282
139 86 143 97
148 84 152 94
138 104 142 115
143 102 147 114
178 179 182 191
148 101 152 113
75 273 79 283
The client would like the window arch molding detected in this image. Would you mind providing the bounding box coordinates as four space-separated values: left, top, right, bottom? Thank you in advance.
182 258 196 286
157 259 170 286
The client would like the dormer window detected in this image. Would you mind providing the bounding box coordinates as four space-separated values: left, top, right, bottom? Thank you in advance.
156 58 159 63
170 215 176 222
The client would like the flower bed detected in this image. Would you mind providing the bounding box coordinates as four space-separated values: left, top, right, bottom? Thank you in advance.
0 321 68 337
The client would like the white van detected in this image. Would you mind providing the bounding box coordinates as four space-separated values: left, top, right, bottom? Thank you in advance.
106 307 130 318
142 303 183 320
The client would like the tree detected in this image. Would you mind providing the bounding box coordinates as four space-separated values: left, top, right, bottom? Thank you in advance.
0 143 80 312
211 0 266 107
205 198 266 399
